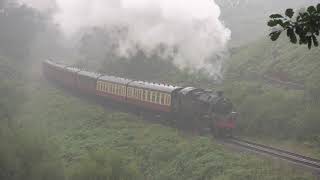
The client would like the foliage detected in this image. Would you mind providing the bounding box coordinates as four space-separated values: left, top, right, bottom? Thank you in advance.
268 3 320 49
0 124 65 180
69 149 141 180
224 36 320 142
14 79 314 179
223 81 309 138
0 0 46 59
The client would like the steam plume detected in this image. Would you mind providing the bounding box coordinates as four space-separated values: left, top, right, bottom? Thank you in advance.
20 0 231 75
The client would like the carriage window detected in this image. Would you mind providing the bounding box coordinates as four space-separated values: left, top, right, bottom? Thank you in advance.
130 88 133 97
151 91 156 102
122 86 125 96
130 88 134 97
103 83 106 92
149 91 152 102
107 83 110 93
99 82 102 91
166 95 171 105
96 82 100 91
116 85 120 95
116 85 119 95
160 93 165 105
127 87 131 97
156 92 160 104
146 91 150 101
143 90 146 101
117 85 121 95
139 89 143 100
133 88 136 98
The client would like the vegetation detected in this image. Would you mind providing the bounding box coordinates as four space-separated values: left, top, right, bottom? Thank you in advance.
0 0 318 179
0 125 65 180
224 35 320 146
268 3 320 49
69 150 141 180
14 80 314 179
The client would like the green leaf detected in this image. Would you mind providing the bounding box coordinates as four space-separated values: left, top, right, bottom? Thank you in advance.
267 20 278 27
317 4 320 12
270 31 282 41
312 35 319 47
269 14 283 19
308 37 312 49
285 8 294 18
287 29 297 44
307 5 317 14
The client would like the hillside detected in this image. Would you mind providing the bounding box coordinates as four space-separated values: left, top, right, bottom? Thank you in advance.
223 36 320 146
226 36 320 86
13 73 314 179
0 53 314 179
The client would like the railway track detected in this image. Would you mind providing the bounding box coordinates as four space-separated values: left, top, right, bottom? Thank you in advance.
227 137 320 170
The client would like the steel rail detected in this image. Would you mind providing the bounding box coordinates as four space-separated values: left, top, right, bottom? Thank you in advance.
228 137 320 169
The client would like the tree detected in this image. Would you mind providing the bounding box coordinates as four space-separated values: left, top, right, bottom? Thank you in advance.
267 3 320 49
0 1 46 59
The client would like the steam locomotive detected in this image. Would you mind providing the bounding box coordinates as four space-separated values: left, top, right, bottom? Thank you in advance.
43 60 236 136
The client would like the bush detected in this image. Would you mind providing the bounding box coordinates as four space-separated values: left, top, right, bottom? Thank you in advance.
0 125 65 180
223 81 308 138
69 149 141 180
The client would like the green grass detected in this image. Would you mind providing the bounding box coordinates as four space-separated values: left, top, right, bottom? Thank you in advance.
12 78 315 179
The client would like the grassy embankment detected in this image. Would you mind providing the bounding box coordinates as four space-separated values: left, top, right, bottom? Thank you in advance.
12 73 315 179
223 35 320 157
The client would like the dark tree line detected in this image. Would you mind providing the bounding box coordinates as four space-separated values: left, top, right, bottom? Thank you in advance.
0 0 46 59
268 3 320 49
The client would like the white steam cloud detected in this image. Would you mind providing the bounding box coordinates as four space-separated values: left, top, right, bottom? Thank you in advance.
20 0 231 74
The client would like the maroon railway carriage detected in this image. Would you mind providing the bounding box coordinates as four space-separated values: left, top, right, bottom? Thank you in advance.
77 71 101 94
43 60 80 89
63 67 81 89
42 60 66 83
126 81 182 113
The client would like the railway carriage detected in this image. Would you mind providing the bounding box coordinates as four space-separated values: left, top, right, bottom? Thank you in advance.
77 71 101 94
96 76 132 103
63 67 81 89
126 81 182 112
42 60 67 83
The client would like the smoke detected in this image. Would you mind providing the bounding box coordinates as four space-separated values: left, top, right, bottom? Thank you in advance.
20 0 231 75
